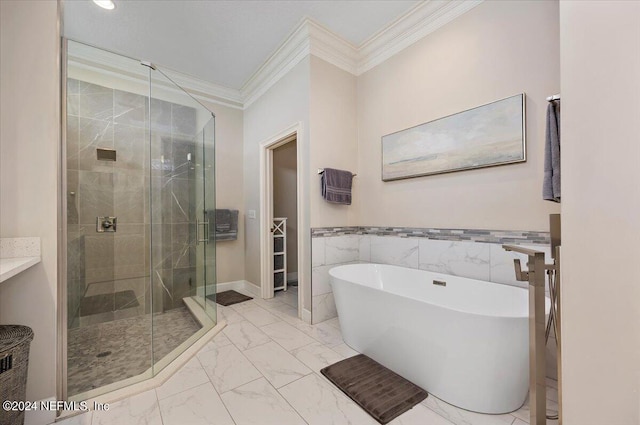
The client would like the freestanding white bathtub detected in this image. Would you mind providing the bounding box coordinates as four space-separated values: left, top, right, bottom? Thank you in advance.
329 263 550 414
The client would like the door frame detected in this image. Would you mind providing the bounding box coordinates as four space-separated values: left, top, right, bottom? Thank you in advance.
259 122 305 318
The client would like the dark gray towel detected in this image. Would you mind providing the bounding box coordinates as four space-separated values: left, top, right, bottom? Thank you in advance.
208 209 238 241
321 168 353 205
543 100 561 202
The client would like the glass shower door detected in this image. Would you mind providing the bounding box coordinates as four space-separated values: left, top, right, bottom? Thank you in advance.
194 119 217 315
66 40 153 399
64 39 216 400
149 68 216 374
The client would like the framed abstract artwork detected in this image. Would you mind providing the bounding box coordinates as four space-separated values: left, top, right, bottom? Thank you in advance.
382 94 526 181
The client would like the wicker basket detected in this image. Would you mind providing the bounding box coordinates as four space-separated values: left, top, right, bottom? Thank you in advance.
0 325 34 425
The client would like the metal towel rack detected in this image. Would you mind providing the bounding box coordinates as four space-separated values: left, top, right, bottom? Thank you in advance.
317 168 357 177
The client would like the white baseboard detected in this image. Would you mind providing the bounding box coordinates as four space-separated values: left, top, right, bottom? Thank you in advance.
287 271 298 282
213 280 245 294
242 281 261 297
211 280 261 299
302 308 312 324
25 397 56 425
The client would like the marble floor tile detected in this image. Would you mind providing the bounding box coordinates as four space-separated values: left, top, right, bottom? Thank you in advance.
512 395 558 423
389 404 455 425
217 305 245 324
422 396 516 425
198 332 233 354
158 382 234 425
251 296 286 310
290 342 344 372
324 317 341 329
66 290 556 425
197 343 262 393
331 343 359 358
276 288 298 308
223 320 271 350
244 341 312 388
155 356 209 400
53 412 92 425
279 373 377 425
220 377 306 425
92 389 162 425
260 321 316 351
238 305 281 327
266 303 299 323
229 299 260 313
294 321 344 347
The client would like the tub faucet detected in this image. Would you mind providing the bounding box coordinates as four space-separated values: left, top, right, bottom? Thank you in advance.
502 245 548 425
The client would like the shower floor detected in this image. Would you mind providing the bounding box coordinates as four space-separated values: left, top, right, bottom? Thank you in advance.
67 307 200 396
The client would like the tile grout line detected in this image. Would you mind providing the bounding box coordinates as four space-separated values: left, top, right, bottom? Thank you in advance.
202 375 239 425
260 370 311 425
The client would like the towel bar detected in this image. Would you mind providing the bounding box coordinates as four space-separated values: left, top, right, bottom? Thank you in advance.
317 168 357 177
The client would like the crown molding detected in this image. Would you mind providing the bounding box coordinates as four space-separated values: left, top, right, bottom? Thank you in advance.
67 41 244 110
357 0 484 75
240 18 360 108
306 20 358 75
240 18 313 108
241 1 483 108
67 0 483 110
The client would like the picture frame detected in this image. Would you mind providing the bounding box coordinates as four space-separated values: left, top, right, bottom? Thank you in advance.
381 93 526 181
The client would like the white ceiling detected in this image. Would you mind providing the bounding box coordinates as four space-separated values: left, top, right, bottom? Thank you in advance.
63 0 419 89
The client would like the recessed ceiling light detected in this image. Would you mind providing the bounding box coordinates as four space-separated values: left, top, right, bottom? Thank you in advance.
92 0 115 10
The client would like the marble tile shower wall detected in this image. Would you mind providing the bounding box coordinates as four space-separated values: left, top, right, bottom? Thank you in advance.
311 230 551 325
67 78 198 328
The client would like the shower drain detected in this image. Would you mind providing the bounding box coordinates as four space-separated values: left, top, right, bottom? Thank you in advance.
96 351 111 358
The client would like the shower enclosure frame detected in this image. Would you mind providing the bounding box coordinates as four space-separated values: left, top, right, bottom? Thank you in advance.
56 36 218 404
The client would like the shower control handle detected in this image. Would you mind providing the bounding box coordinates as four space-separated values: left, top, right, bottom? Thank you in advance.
96 216 117 233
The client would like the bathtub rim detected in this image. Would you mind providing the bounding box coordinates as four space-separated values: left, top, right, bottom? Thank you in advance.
329 262 550 320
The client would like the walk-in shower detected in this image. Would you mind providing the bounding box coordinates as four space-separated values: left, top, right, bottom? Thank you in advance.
62 40 217 399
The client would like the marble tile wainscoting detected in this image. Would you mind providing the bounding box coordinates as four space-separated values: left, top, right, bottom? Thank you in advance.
311 226 557 378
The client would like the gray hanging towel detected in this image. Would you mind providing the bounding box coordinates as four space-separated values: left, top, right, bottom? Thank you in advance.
208 209 238 241
543 100 561 202
321 168 354 205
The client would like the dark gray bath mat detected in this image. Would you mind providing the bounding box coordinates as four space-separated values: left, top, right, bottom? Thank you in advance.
207 290 252 306
79 290 139 317
320 354 428 424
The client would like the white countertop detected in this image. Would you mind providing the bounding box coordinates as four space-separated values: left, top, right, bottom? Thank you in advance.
0 237 41 283
0 256 41 283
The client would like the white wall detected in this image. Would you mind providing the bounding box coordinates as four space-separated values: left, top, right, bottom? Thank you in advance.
309 56 359 228
560 1 640 424
0 0 59 407
356 0 560 231
273 140 298 274
243 58 310 309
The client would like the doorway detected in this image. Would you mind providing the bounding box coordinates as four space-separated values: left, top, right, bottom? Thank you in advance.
272 139 298 308
259 124 306 321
